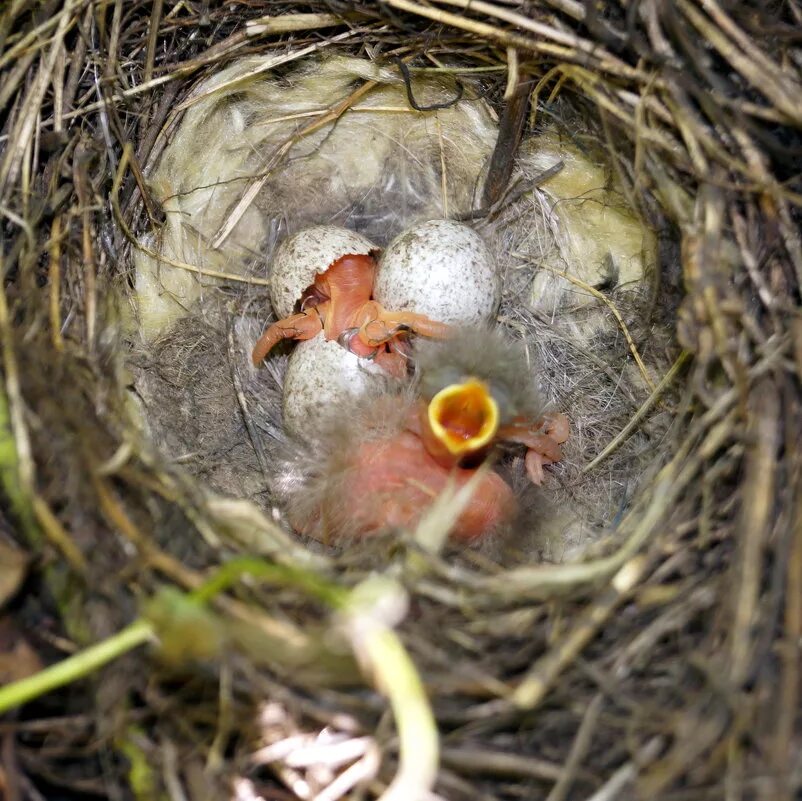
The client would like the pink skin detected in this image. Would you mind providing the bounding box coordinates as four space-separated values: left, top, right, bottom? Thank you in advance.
256 253 570 537
308 409 568 543
292 430 517 543
499 413 570 485
252 254 451 367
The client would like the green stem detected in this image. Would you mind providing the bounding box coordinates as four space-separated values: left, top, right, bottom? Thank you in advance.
0 620 153 715
190 555 347 608
0 556 344 715
366 627 439 801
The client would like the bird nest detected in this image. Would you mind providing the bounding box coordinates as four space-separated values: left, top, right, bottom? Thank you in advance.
1 3 800 801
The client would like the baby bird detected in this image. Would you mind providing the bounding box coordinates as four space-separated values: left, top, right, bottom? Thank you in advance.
276 388 516 543
413 328 569 485
275 328 568 544
251 253 450 377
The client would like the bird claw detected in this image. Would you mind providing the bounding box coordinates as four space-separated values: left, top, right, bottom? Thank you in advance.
498 412 570 485
353 302 452 350
252 307 325 365
542 412 570 445
337 327 378 357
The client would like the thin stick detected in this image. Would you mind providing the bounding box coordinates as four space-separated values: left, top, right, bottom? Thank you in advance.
144 0 164 84
729 379 779 685
512 555 650 708
0 273 35 493
385 0 572 62
140 245 271 286
245 13 343 36
47 216 64 351
176 30 359 113
73 146 96 350
31 496 88 575
212 78 379 248
583 351 690 473
536 263 657 392
0 620 154 715
545 694 604 801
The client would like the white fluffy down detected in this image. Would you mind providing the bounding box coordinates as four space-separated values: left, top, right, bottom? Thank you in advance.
269 226 377 319
282 334 386 442
374 220 500 326
134 56 498 339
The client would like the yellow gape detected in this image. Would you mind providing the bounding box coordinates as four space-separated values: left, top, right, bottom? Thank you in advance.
427 379 500 457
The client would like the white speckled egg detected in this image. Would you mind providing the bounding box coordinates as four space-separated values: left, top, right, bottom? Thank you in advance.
269 226 377 319
373 220 500 325
282 334 386 442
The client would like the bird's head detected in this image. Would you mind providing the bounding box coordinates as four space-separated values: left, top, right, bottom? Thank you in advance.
413 327 545 464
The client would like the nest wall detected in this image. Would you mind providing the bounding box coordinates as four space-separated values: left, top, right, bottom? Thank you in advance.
0 3 800 801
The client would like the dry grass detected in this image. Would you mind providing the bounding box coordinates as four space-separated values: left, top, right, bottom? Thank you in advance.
0 2 801 801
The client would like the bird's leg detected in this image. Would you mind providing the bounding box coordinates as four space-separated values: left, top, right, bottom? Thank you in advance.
498 412 570 485
372 347 409 378
336 326 410 378
542 412 570 444
251 305 326 365
353 301 452 349
370 335 414 378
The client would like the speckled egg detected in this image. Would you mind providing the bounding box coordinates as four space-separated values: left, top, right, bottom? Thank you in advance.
373 220 500 325
282 333 387 442
269 226 377 319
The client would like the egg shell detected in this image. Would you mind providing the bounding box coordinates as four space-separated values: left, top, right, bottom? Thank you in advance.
373 220 500 325
269 226 377 319
282 334 387 442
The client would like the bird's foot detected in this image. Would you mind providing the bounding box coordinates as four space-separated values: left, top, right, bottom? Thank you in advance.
499 412 570 485
251 306 326 365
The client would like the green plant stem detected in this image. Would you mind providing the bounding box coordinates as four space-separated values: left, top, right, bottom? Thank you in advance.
366 626 439 801
0 620 153 715
0 556 342 715
190 555 346 608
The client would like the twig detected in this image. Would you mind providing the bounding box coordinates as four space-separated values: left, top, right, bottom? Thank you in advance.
729 378 779 686
143 0 163 84
0 620 154 715
583 350 690 473
245 13 344 36
535 262 657 393
47 216 64 352
511 555 650 708
545 694 604 801
441 747 567 782
587 737 663 801
211 77 380 248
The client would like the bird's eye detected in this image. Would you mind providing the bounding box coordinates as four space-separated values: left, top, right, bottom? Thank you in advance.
299 284 327 311
420 366 465 399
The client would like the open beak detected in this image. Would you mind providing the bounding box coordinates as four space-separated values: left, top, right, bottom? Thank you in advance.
426 379 499 458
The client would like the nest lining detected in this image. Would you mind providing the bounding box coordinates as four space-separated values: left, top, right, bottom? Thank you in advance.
128 54 671 563
1 3 800 801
